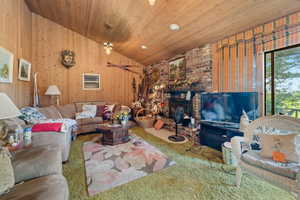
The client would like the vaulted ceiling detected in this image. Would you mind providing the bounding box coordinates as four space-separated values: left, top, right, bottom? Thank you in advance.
25 0 300 65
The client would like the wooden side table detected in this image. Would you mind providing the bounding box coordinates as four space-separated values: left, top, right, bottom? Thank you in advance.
96 125 130 146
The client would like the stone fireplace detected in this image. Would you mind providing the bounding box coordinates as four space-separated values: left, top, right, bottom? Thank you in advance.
163 91 201 121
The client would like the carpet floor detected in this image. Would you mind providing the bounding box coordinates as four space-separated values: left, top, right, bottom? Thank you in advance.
144 128 188 144
63 127 294 200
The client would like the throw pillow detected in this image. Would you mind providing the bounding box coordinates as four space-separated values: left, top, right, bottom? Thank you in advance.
75 105 97 120
0 147 14 195
96 105 105 117
260 134 299 163
154 120 164 130
82 105 97 115
103 105 115 120
19 107 47 124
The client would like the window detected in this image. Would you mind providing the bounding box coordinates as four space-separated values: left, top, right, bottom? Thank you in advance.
83 73 100 90
264 45 300 118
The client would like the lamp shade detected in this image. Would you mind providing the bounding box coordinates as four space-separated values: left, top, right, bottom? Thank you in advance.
0 93 21 120
45 85 61 96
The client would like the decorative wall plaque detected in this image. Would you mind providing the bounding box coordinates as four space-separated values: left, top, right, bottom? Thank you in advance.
61 50 76 68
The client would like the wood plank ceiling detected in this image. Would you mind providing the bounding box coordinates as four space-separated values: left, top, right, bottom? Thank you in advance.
25 0 300 65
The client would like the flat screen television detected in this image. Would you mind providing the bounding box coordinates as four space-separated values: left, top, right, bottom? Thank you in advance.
200 92 259 125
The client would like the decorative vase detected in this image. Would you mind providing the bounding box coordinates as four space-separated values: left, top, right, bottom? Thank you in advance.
121 120 128 127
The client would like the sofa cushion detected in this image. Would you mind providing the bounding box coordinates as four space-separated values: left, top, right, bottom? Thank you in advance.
0 148 14 196
0 175 69 200
56 104 76 119
260 134 299 163
12 146 62 183
38 106 62 119
241 151 300 180
76 117 103 126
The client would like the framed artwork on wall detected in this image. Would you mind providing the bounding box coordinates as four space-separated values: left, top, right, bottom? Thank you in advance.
0 47 14 83
169 57 186 81
83 73 101 90
18 59 31 81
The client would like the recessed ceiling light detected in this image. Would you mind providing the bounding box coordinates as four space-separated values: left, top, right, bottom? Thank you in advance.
141 45 148 49
169 24 180 31
148 0 156 6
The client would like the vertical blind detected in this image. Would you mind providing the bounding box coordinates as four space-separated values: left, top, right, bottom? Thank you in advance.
212 12 300 94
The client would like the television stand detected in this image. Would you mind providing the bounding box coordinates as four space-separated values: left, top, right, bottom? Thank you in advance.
199 121 243 151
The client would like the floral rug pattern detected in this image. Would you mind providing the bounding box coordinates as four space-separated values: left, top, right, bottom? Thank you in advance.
83 135 176 196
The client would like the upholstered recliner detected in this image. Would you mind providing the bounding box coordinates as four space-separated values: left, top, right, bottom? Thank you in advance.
231 115 300 200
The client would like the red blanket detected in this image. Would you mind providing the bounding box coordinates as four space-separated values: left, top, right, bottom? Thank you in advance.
32 123 63 132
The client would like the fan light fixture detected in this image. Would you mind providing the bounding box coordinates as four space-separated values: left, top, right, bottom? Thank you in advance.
169 24 180 31
148 0 156 6
141 45 148 50
104 42 113 55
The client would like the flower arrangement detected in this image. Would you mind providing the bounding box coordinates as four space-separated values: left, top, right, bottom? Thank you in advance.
113 111 130 122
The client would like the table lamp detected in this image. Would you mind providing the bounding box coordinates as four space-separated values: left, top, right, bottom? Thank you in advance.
0 93 22 142
45 85 61 105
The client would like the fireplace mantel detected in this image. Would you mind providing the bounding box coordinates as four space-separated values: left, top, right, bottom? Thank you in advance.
165 89 205 94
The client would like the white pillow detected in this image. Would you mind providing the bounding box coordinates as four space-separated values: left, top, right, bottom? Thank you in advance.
76 105 97 120
82 105 97 114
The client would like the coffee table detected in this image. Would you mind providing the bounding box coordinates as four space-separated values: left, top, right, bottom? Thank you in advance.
96 124 130 146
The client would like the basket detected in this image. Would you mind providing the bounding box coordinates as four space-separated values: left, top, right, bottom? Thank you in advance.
135 108 154 128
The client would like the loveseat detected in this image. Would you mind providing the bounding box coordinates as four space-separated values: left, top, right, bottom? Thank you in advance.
38 101 105 134
0 145 69 200
39 101 130 135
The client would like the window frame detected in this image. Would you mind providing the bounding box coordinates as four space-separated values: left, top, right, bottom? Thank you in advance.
264 43 300 115
82 73 101 90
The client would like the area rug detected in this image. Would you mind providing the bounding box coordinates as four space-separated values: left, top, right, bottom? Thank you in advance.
144 128 188 144
64 127 293 200
83 135 176 196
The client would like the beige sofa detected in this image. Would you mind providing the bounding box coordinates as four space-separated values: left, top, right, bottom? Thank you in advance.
0 145 69 200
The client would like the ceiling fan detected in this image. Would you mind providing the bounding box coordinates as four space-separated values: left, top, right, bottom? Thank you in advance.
107 62 141 75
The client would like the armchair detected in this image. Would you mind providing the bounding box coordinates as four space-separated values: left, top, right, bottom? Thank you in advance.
231 115 300 199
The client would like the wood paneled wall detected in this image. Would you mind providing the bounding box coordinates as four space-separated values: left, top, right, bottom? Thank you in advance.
0 0 33 107
32 14 143 106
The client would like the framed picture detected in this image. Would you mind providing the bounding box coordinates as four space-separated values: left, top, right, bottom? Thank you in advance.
0 47 14 83
83 73 101 90
18 59 31 81
169 57 186 81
